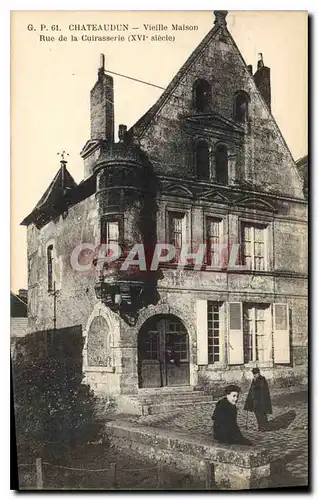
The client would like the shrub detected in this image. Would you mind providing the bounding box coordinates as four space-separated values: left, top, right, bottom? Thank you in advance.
12 340 102 461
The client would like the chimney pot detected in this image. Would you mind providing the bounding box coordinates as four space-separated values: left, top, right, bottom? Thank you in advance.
253 53 271 111
118 124 127 143
257 53 264 70
90 54 114 143
247 64 253 75
100 53 105 70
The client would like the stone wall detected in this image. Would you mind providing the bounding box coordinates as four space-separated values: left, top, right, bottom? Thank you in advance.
139 37 303 199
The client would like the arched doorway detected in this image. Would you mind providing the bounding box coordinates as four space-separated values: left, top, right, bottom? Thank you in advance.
138 315 190 388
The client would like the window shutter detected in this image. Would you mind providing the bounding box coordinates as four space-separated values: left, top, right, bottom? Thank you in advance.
273 303 290 364
196 300 208 365
228 302 244 364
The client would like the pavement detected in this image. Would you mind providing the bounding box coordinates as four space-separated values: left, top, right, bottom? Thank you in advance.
125 388 308 488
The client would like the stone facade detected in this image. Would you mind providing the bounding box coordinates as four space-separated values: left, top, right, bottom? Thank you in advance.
21 11 307 404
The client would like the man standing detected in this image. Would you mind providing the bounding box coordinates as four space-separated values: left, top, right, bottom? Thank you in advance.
244 368 272 431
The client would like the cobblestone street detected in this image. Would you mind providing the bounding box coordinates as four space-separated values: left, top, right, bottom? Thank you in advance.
126 388 308 488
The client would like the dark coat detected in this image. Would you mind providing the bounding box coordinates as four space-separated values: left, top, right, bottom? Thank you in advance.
212 398 250 445
244 375 272 414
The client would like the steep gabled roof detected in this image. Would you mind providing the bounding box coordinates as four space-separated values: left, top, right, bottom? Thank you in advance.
34 166 77 211
21 165 77 226
128 22 221 138
128 12 303 188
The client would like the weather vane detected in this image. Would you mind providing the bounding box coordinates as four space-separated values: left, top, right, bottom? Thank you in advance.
57 150 69 161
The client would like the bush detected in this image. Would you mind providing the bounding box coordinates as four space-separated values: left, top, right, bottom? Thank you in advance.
12 341 102 461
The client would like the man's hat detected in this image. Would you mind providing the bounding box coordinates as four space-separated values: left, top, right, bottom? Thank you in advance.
224 384 241 395
252 367 260 374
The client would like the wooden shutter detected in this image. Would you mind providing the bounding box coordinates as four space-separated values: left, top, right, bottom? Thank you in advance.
273 303 290 364
228 302 244 365
196 300 208 365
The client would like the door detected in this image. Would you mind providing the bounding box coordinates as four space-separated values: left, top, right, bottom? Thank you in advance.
138 315 190 388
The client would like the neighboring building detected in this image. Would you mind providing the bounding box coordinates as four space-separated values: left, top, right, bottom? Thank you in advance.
296 155 308 199
11 289 28 338
21 11 307 411
11 289 28 357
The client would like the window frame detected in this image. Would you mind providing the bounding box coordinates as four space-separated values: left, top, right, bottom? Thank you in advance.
233 90 250 123
47 244 54 293
166 209 188 263
240 220 269 271
204 215 224 267
100 215 124 246
193 79 212 113
195 138 211 181
207 301 221 364
243 303 272 365
215 143 229 185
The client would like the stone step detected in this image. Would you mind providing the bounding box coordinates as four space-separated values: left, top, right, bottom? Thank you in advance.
138 392 212 405
136 389 206 400
140 398 215 415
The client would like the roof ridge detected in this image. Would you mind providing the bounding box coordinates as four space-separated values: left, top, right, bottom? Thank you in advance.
128 23 221 138
128 17 303 191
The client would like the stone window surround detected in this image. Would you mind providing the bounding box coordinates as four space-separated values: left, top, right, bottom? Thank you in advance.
45 238 63 293
193 137 237 185
100 213 124 245
83 303 119 373
203 209 227 267
202 300 277 371
160 207 275 271
238 214 273 272
165 204 191 253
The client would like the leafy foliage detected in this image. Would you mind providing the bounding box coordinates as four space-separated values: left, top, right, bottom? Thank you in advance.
12 338 101 460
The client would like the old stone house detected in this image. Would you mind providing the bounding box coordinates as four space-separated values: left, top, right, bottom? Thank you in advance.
21 11 307 413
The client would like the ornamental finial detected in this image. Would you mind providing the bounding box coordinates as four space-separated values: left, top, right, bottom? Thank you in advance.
214 11 228 27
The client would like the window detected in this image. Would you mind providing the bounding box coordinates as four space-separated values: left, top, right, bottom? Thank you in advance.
143 331 159 360
234 91 249 122
215 145 228 185
196 140 210 180
193 79 212 113
207 302 220 363
206 217 221 266
241 223 267 270
47 244 54 292
166 319 189 362
243 304 270 363
101 218 122 254
168 212 185 261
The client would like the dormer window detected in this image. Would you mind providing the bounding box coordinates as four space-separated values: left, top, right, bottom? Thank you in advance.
234 91 250 122
215 145 228 185
193 79 212 113
195 140 210 180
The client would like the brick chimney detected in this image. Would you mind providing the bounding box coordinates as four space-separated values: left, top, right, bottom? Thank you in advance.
90 54 114 143
253 53 271 111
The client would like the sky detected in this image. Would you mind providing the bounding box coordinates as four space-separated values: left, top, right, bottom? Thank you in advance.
10 10 308 292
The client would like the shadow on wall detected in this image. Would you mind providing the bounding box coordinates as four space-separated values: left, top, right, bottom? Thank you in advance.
12 325 83 367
